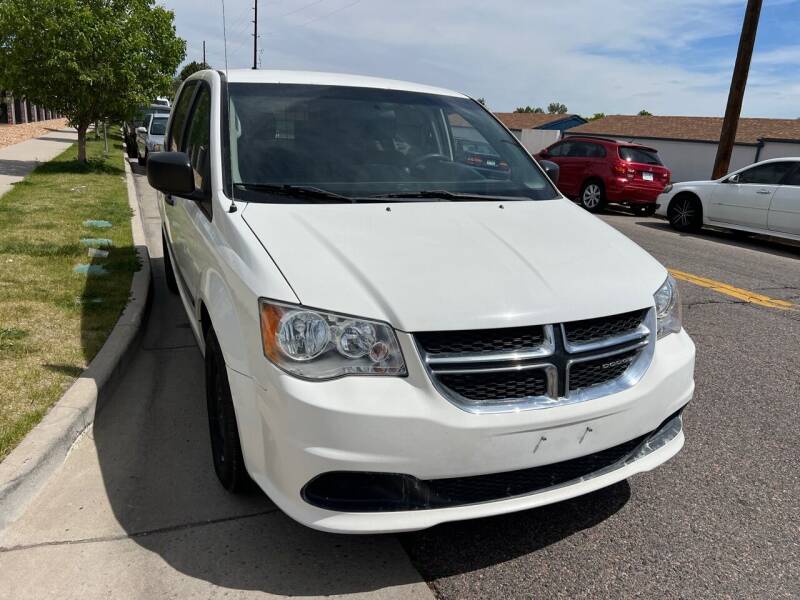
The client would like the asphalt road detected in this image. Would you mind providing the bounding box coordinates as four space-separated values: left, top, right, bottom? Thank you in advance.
401 211 800 599
2 176 798 599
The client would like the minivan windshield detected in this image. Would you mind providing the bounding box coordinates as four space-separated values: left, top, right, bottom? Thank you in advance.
226 83 558 202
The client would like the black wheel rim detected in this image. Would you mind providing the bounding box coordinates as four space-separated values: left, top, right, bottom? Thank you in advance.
672 198 695 227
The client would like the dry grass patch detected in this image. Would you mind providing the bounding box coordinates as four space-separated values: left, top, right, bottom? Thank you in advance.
0 132 137 459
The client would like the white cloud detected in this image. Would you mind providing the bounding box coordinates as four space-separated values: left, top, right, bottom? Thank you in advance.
161 0 800 118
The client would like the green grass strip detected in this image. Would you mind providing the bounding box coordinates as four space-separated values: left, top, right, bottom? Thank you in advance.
0 131 138 460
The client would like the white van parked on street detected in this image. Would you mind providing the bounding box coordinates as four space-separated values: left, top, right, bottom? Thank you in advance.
147 69 695 533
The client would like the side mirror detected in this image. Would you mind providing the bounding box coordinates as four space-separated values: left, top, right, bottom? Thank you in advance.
147 152 195 195
136 126 147 134
727 173 740 183
539 159 560 185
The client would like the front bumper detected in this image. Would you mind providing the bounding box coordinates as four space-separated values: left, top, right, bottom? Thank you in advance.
228 329 695 533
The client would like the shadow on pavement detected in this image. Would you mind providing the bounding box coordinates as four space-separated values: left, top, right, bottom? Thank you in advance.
400 482 630 580
634 219 800 259
0 158 40 177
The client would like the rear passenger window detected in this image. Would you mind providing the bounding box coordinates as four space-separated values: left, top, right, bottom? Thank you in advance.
168 81 197 151
549 142 569 157
566 142 593 158
183 86 212 199
588 143 606 158
783 165 800 186
738 162 795 185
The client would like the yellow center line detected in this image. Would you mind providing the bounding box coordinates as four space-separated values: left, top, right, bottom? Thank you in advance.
669 268 796 310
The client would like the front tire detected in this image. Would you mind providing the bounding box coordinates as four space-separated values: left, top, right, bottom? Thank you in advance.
668 194 702 232
126 136 137 158
580 181 605 212
205 329 251 493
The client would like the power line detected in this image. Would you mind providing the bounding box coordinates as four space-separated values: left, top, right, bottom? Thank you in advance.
298 0 363 25
263 0 363 33
277 0 329 19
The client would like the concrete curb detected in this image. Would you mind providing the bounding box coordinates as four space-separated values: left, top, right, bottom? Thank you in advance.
0 155 152 533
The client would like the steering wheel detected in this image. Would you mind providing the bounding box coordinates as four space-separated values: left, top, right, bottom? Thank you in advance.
411 153 451 170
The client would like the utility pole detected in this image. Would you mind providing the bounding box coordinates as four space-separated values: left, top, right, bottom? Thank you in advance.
252 0 258 70
203 40 206 65
712 0 762 179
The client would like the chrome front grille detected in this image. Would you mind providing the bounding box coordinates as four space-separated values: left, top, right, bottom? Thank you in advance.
416 325 546 356
416 308 655 414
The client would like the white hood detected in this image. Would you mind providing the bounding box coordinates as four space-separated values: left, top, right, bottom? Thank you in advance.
242 198 666 332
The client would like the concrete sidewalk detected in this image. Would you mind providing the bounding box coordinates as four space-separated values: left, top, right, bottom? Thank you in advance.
0 128 77 198
0 159 434 600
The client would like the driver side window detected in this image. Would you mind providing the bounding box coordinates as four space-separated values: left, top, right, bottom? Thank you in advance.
182 85 212 217
737 162 794 185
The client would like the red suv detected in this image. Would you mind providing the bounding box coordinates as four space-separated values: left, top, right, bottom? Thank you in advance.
535 136 671 215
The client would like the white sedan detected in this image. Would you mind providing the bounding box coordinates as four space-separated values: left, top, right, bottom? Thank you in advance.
656 157 800 241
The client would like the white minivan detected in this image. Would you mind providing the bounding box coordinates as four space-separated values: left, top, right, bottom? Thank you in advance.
147 70 695 533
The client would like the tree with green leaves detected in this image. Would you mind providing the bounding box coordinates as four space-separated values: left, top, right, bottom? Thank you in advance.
179 61 211 81
0 0 185 162
637 109 653 116
514 105 544 114
589 112 606 121
547 102 568 114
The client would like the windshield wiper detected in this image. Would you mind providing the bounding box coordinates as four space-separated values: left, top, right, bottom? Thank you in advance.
372 190 520 201
234 183 355 203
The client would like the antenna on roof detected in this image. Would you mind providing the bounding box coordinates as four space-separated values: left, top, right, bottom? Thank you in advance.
220 0 237 213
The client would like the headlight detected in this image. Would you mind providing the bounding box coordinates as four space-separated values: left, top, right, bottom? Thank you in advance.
662 184 673 194
654 275 682 338
259 299 407 380
151 143 163 152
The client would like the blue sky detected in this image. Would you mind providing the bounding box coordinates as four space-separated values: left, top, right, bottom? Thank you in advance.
161 0 800 118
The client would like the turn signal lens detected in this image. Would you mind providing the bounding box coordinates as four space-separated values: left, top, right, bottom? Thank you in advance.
259 299 407 380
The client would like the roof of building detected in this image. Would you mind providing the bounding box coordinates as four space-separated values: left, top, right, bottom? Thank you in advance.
493 112 581 130
215 69 467 98
566 115 800 145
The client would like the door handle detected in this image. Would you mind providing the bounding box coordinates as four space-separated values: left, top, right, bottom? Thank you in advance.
756 189 772 195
